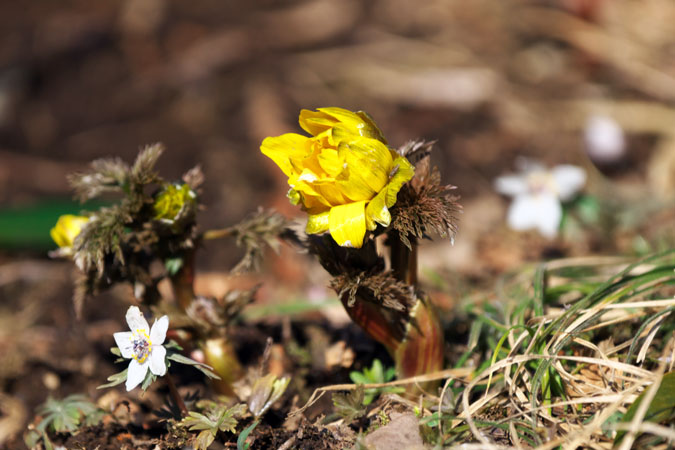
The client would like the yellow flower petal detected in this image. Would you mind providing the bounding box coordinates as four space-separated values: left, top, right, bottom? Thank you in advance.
317 148 344 177
289 168 350 207
306 211 329 234
385 156 415 207
299 109 336 136
300 193 331 213
289 175 331 208
328 201 367 248
340 137 392 192
299 107 386 143
336 171 377 202
319 108 386 142
260 133 309 177
365 190 390 230
353 110 387 143
316 184 349 206
50 215 89 248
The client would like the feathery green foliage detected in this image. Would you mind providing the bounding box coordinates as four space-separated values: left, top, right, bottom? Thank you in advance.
178 402 246 450
25 394 104 450
332 385 366 423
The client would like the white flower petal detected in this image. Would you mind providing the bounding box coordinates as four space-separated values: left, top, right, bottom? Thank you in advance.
126 359 149 391
125 306 149 333
507 195 540 231
585 115 625 163
552 165 586 201
494 175 529 197
507 193 562 238
113 332 135 358
532 193 562 238
150 316 169 345
149 345 167 377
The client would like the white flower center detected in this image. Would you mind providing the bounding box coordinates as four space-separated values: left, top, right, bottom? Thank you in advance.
132 329 152 363
526 171 557 196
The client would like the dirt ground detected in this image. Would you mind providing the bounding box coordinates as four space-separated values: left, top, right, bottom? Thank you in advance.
1 0 674 448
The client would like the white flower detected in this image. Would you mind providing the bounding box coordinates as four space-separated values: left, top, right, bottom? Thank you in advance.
113 306 169 391
584 115 625 164
494 161 586 238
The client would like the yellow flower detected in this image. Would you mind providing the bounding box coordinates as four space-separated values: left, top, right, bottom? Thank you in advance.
50 214 89 249
261 107 414 248
153 183 196 223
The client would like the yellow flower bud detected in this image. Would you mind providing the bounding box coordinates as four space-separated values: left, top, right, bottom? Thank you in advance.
50 215 89 249
261 107 414 248
153 184 197 223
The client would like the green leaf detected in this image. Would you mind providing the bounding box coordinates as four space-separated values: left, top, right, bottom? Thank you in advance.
164 340 184 351
370 359 384 382
164 257 184 276
332 385 366 423
349 372 370 384
237 420 259 450
247 375 290 419
183 412 217 431
216 403 246 433
140 370 157 391
194 430 215 450
575 194 601 225
178 402 247 449
349 359 400 405
35 394 103 435
24 430 43 449
97 368 128 389
615 371 675 444
167 352 221 380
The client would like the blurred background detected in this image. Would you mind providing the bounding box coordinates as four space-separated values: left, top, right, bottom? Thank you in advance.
0 0 674 273
1 1 675 446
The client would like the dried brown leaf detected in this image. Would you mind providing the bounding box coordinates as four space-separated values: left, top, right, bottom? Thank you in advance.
391 141 460 249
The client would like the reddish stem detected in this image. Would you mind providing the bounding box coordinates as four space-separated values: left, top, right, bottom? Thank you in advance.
165 374 188 416
171 248 196 311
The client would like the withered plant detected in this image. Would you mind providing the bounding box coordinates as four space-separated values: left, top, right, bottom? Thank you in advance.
51 144 287 394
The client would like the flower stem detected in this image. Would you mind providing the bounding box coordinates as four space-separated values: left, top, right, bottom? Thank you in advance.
201 226 236 241
165 374 188 416
169 249 242 395
170 248 196 311
389 234 418 286
388 232 444 388
338 295 403 352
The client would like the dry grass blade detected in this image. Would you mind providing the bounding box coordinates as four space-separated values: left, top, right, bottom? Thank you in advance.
611 422 675 443
450 251 675 448
616 362 666 450
290 367 472 417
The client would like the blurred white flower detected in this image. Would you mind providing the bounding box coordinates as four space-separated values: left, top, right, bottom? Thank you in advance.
494 161 586 238
113 306 169 391
584 115 625 164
